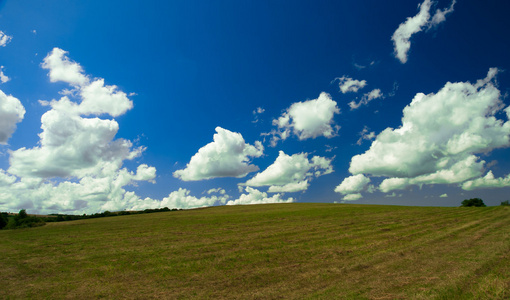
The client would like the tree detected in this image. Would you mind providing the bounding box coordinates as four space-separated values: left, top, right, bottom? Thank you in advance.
17 209 28 219
461 198 486 207
8 209 46 229
0 212 8 230
501 200 510 206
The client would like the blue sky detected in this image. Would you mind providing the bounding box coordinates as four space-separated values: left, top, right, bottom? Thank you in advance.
1 0 510 214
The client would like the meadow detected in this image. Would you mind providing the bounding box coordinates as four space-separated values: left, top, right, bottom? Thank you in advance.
1 203 509 299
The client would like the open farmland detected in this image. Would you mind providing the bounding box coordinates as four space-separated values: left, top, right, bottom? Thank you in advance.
1 203 509 299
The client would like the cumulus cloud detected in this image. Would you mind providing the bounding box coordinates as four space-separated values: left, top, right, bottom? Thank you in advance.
0 163 157 214
334 174 371 200
0 169 16 186
335 76 367 93
0 90 25 144
41 48 89 86
462 171 510 191
174 127 263 181
128 188 229 211
349 89 383 110
342 193 363 201
9 98 142 178
392 0 456 63
267 181 309 193
268 92 340 146
226 187 294 205
0 48 156 214
243 151 333 192
379 177 410 193
348 68 510 193
78 78 133 117
0 31 12 47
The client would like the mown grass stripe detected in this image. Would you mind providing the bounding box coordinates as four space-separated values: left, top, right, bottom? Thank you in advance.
1 204 509 299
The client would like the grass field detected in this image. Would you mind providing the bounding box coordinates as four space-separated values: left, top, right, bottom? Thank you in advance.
1 203 509 299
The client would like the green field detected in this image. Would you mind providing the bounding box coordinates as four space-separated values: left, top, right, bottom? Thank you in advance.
1 203 509 299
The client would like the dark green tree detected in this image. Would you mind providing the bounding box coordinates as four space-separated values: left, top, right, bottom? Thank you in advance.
17 209 28 219
501 200 510 206
0 212 8 229
461 198 486 207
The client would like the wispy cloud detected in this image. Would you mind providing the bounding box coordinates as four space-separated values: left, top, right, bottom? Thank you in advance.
392 0 456 63
349 89 384 110
334 76 367 93
0 66 10 83
0 31 12 47
356 126 376 145
252 106 265 123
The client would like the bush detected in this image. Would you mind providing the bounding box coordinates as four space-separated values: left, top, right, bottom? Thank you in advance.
501 200 510 206
461 198 486 207
6 209 46 229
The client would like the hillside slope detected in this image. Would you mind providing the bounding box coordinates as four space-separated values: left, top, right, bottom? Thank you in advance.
1 203 509 299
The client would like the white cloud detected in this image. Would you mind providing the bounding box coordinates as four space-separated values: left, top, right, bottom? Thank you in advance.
0 66 10 83
9 100 142 178
392 0 455 63
439 193 448 198
430 0 456 27
348 68 509 193
379 177 410 193
0 31 12 47
269 92 340 145
206 188 227 195
128 188 229 211
0 163 157 214
243 150 333 193
254 107 265 114
342 193 362 201
0 169 16 186
41 48 89 86
334 174 371 195
252 106 265 123
79 78 133 117
9 48 142 179
0 89 25 144
0 48 156 215
335 76 367 93
174 127 263 181
349 89 383 110
462 171 510 191
356 126 376 145
226 187 294 205
267 181 309 193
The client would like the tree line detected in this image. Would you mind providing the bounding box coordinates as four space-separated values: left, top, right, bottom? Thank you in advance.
0 207 182 230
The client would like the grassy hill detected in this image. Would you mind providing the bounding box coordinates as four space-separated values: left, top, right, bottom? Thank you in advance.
1 203 509 299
